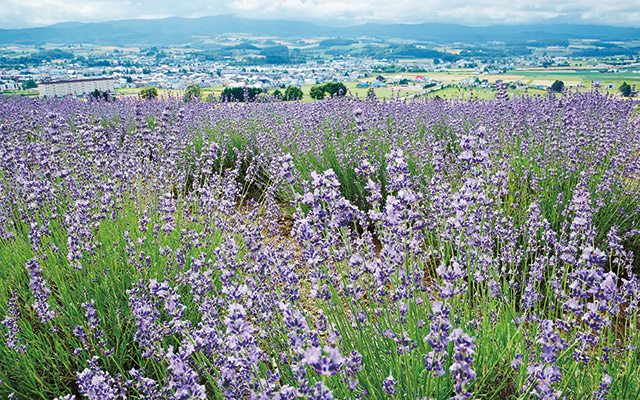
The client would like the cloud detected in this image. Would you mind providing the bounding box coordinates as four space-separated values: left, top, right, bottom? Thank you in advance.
219 0 640 26
1 0 639 28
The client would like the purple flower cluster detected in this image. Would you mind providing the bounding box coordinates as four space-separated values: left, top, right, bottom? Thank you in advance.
165 345 206 399
382 374 398 395
127 279 188 359
73 299 111 356
448 328 476 399
525 321 565 400
424 301 452 377
76 357 125 400
1 293 26 354
24 257 56 324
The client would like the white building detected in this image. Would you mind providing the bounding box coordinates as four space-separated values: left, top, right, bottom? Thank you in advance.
0 80 18 91
38 77 115 97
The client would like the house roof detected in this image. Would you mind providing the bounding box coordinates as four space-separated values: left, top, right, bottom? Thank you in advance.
40 77 115 85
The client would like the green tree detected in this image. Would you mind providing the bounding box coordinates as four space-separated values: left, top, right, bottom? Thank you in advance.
619 82 632 97
551 80 564 93
323 82 347 97
309 86 325 100
221 87 263 102
309 82 347 100
140 86 158 100
88 89 111 102
184 84 202 102
283 86 303 101
271 89 282 99
21 79 37 90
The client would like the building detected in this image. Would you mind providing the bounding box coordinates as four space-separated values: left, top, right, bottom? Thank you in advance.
38 77 115 97
0 80 18 91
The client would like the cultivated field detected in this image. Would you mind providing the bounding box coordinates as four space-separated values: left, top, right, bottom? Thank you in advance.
0 92 639 399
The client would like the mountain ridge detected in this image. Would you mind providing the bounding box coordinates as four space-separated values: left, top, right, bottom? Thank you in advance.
2 15 640 46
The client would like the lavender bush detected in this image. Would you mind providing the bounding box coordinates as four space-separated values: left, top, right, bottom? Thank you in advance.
0 91 639 399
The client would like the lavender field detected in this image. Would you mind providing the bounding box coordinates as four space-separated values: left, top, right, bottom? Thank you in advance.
0 91 639 400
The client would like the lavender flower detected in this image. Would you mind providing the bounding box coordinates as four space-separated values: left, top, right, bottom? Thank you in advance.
593 372 612 400
1 292 26 354
165 345 206 399
25 257 56 323
382 374 398 395
77 357 124 400
448 328 476 399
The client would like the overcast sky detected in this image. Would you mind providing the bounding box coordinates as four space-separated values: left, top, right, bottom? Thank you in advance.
1 0 640 29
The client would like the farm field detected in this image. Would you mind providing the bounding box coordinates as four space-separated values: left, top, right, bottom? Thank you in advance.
0 92 639 400
422 87 547 100
481 71 640 89
115 84 401 102
116 88 219 99
104 66 640 103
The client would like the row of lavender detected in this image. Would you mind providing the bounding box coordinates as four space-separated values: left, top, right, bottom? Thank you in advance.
0 91 639 399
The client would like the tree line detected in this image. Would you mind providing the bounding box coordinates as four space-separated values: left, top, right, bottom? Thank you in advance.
137 83 349 102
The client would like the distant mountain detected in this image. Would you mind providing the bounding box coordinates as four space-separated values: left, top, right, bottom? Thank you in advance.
0 15 330 46
1 15 640 46
341 23 640 43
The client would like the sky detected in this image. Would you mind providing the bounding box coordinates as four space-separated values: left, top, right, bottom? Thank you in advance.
1 0 640 29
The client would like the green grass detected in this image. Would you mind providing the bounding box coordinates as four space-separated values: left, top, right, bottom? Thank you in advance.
0 90 38 96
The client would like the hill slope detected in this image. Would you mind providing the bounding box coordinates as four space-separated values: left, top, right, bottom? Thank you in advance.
1 15 640 46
